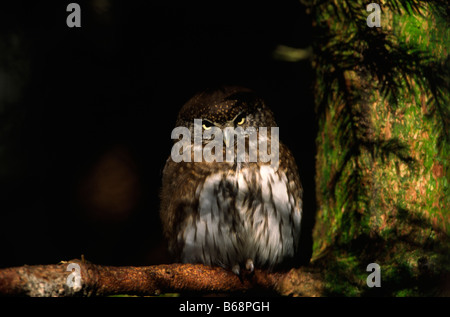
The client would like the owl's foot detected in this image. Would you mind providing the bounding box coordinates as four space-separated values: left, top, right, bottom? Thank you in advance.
245 259 254 273
231 259 255 276
232 264 241 276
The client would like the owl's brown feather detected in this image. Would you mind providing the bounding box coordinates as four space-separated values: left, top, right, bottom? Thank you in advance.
160 87 303 273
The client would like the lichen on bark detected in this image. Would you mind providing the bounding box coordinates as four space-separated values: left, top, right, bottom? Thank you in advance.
306 0 450 296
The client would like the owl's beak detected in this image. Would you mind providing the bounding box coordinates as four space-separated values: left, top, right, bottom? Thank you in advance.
223 126 234 148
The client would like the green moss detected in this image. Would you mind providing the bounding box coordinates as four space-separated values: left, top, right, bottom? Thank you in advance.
310 0 449 296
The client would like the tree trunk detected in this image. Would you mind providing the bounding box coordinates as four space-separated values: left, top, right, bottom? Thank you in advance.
308 0 450 296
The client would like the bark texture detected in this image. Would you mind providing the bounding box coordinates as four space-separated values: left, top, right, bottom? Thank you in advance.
0 260 323 297
306 0 450 296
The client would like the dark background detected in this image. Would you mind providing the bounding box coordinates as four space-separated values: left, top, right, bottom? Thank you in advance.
0 0 315 267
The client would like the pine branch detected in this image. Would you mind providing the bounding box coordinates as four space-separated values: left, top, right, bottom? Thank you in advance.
0 260 324 297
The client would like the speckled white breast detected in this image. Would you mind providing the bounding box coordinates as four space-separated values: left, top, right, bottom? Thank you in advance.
178 165 302 269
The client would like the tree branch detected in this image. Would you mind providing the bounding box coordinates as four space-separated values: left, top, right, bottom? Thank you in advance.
0 260 324 297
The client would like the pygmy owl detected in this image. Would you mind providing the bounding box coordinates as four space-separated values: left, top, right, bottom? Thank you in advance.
160 86 302 274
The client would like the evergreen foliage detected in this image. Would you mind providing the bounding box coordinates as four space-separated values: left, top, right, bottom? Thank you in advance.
304 0 449 295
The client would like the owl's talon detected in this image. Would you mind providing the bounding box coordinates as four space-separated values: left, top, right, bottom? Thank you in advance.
245 259 254 273
232 264 241 276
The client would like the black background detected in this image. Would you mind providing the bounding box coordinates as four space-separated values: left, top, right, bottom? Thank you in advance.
0 0 316 268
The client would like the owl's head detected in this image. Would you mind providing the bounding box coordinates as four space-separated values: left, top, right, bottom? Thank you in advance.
175 86 277 133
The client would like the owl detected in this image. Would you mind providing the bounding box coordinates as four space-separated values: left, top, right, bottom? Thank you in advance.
160 86 302 274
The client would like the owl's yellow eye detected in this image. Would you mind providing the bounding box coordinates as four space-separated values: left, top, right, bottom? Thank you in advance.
202 120 214 130
235 114 246 125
